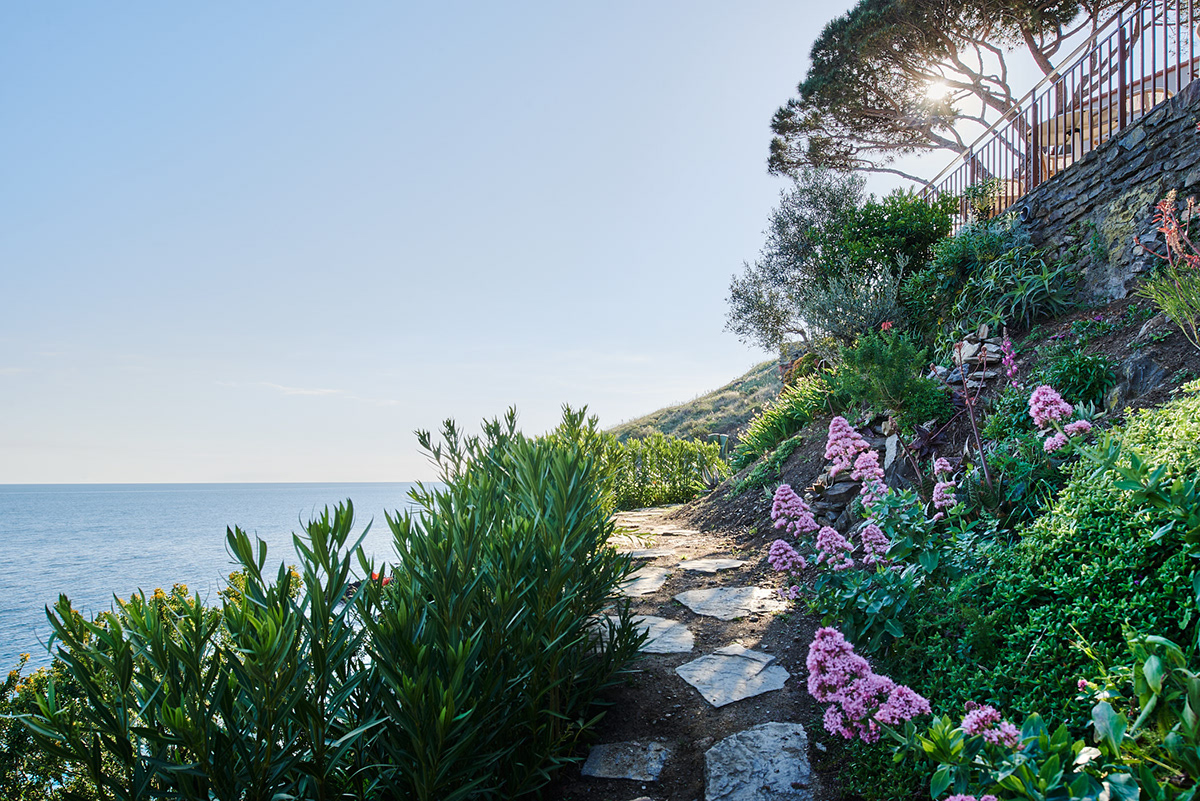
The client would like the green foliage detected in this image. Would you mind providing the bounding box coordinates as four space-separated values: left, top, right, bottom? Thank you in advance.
1 657 85 800
1137 262 1200 353
832 331 952 427
730 375 829 470
811 562 918 654
798 265 907 345
902 214 1029 341
782 351 825 386
727 171 954 349
16 408 645 801
949 247 1077 338
731 433 808 496
974 431 1069 534
1041 350 1118 408
606 431 728 510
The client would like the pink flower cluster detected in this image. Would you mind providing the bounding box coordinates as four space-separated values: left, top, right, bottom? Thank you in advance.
1001 335 1018 389
859 523 890 565
807 628 931 743
825 417 869 478
1029 385 1074 428
768 539 807 573
1043 432 1068 453
851 450 888 510
962 702 1021 748
771 484 818 535
946 796 998 801
815 527 854 571
932 480 957 510
778 584 801 600
1065 419 1093 437
933 458 953 477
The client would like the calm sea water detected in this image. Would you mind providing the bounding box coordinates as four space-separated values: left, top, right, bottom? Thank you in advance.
0 483 428 671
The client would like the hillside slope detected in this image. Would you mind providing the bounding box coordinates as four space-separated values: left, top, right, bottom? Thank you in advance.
608 359 781 443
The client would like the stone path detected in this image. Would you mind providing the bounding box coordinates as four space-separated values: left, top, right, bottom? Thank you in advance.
579 507 813 800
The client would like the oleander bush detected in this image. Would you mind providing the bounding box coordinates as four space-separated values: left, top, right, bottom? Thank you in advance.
16 409 645 801
606 430 728 509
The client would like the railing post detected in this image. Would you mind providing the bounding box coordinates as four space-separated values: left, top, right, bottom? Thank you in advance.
1119 17 1128 131
1031 103 1041 188
968 148 976 185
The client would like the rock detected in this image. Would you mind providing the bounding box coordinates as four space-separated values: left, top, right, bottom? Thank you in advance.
620 567 671 596
620 547 677 559
680 558 746 574
674 587 787 621
676 646 790 708
884 435 899 470
704 722 811 801
632 615 694 653
823 481 860 501
955 341 981 365
581 741 672 781
1106 349 1170 410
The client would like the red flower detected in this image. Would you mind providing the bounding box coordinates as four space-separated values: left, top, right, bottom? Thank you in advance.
371 572 380 581
381 577 392 587
880 321 894 331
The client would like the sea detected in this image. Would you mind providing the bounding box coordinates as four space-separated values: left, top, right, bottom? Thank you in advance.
0 482 429 672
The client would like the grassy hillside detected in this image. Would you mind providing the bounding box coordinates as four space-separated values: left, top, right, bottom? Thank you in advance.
608 359 781 443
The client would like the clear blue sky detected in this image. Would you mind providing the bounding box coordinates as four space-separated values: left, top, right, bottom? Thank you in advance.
2 1 867 483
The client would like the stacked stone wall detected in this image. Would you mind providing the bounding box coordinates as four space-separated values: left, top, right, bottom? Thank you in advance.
1015 79 1200 300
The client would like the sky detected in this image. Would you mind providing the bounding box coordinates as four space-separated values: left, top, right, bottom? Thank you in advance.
0 1 902 483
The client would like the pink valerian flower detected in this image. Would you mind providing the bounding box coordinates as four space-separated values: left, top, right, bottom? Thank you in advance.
933 457 953 477
1001 335 1018 388
1029 385 1074 428
851 450 888 510
777 585 801 600
947 796 999 801
1077 678 1089 690
768 539 807 573
825 417 869 478
815 526 854 571
932 480 957 510
1044 432 1068 453
771 484 818 535
859 524 890 565
962 703 1021 749
806 628 931 744
1065 419 1093 437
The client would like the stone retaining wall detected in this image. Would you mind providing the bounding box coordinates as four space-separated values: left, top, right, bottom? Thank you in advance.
1016 78 1200 301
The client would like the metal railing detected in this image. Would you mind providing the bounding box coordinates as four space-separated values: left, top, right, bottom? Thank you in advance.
921 0 1197 218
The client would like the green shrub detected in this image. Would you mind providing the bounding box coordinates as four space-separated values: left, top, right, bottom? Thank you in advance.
606 431 728 510
731 433 808 496
839 385 1200 799
1137 261 1200 353
902 215 1029 341
797 265 906 345
18 409 645 801
1041 350 1118 408
950 247 1077 337
831 331 951 428
730 375 829 470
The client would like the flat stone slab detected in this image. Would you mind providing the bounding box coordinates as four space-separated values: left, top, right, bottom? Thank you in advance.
623 547 677 559
680 558 745 573
581 741 672 781
635 615 694 653
674 587 787 620
676 645 790 707
620 566 671 596
705 722 811 801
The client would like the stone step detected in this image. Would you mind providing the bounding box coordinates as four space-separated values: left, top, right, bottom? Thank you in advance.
705 723 811 800
633 615 694 653
619 566 671 596
679 558 745 573
581 740 672 781
674 587 786 620
675 645 790 708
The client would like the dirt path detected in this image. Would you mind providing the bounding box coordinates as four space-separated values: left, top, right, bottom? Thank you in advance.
545 507 838 801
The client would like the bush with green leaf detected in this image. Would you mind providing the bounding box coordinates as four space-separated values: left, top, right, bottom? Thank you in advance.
949 246 1077 338
832 331 953 429
1040 350 1118 408
1136 191 1200 353
730 375 830 470
606 431 728 510
17 408 645 801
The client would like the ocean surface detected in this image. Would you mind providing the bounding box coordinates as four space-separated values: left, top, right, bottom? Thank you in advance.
0 483 428 671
